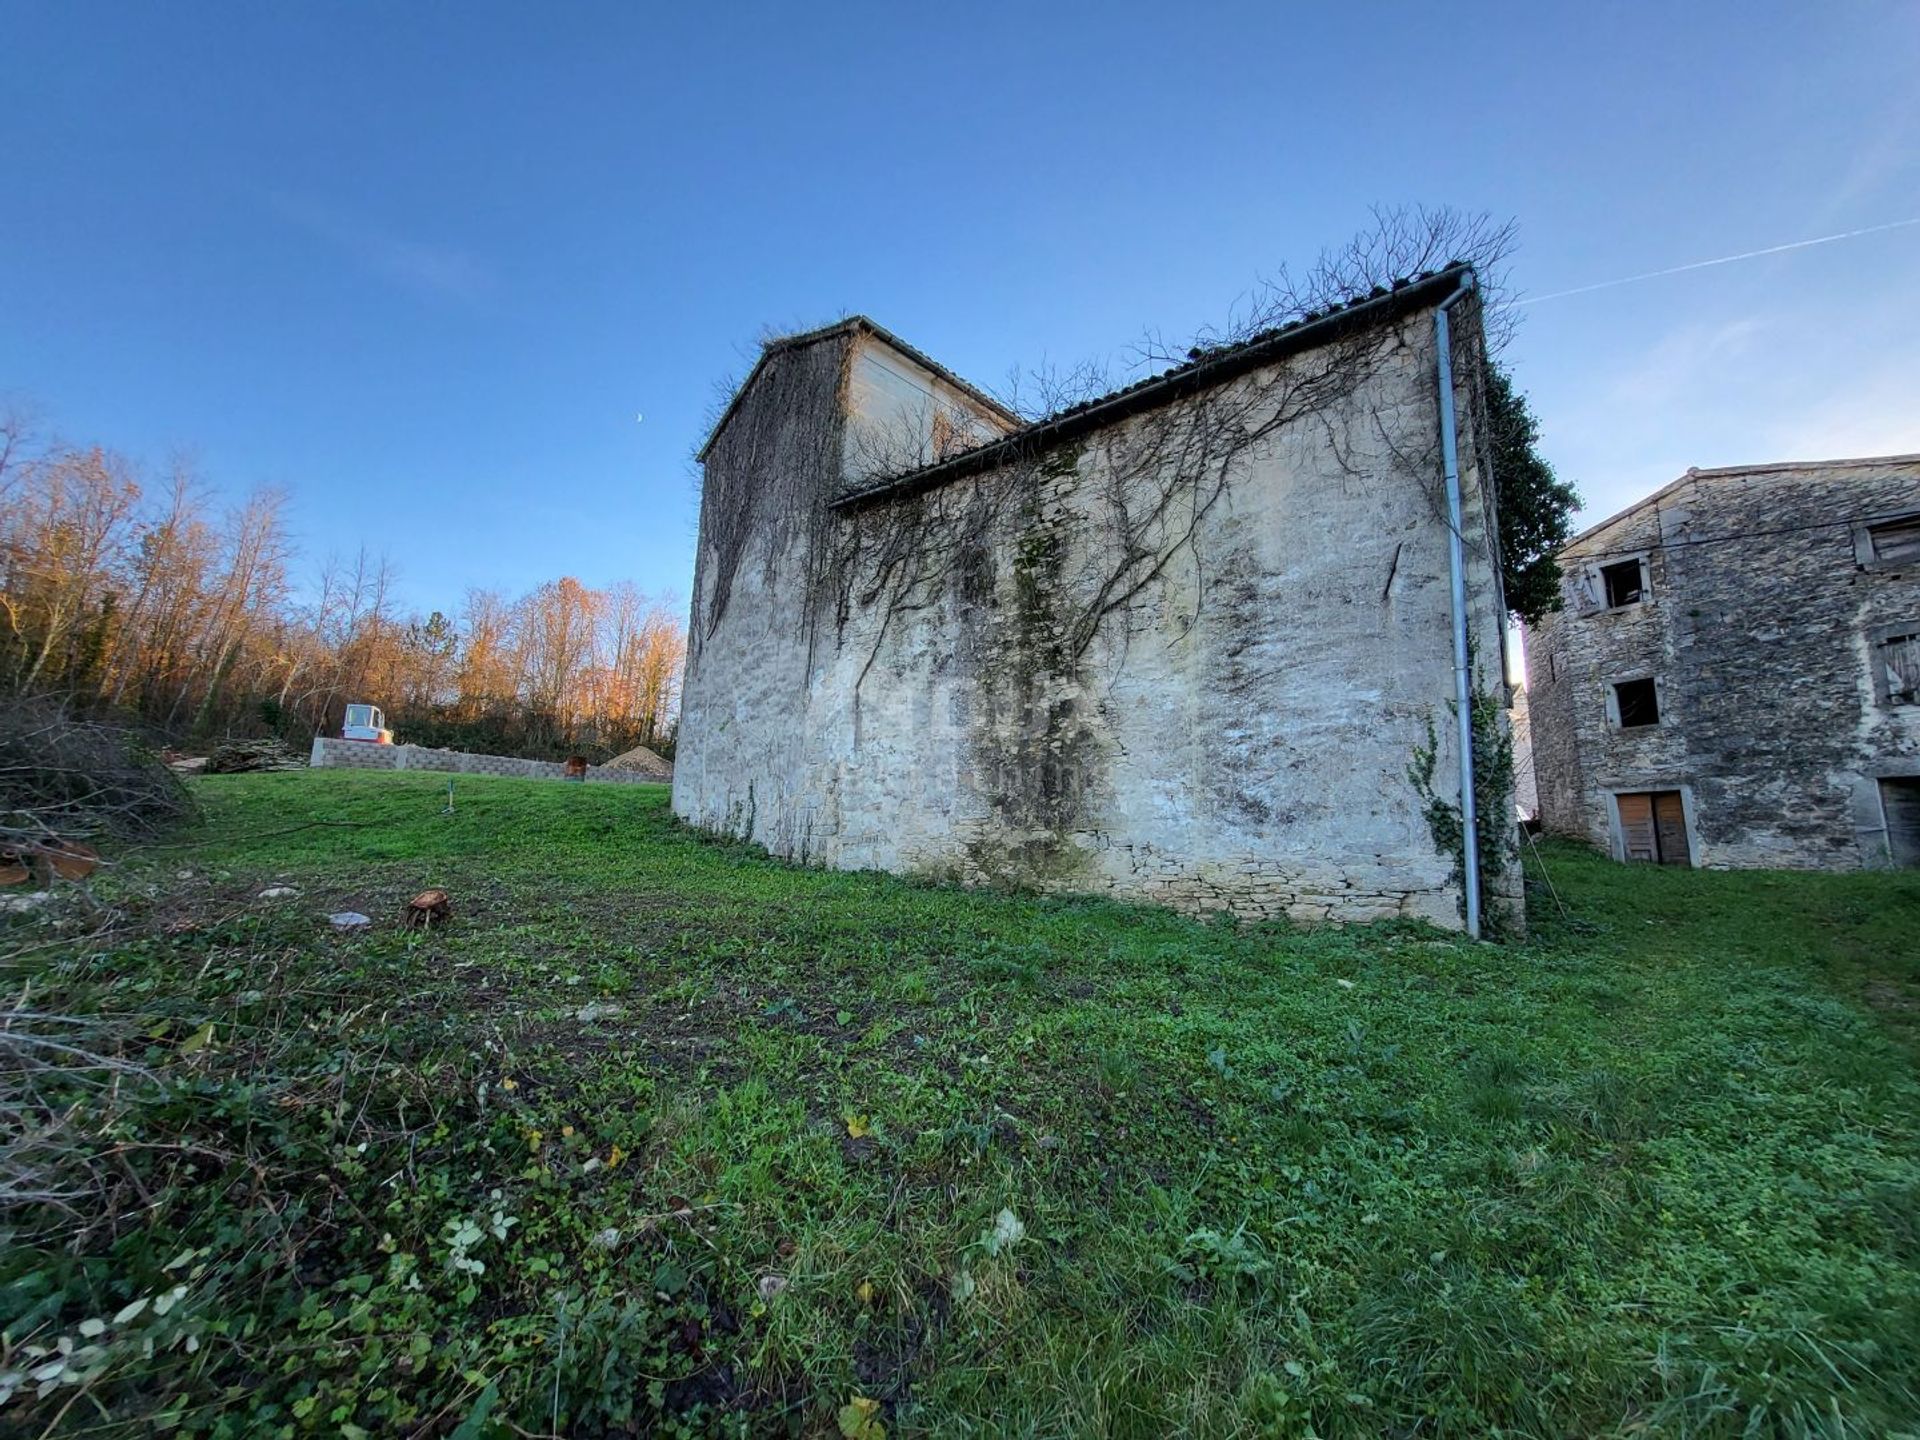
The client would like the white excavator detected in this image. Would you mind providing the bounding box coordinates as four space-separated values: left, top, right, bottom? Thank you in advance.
340 702 394 744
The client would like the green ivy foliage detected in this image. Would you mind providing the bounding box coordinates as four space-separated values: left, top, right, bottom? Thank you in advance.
1409 687 1518 936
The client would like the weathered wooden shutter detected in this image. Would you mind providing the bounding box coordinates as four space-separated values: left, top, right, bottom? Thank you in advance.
1570 566 1604 617
1871 519 1920 566
1652 792 1690 866
1618 792 1657 863
1882 634 1920 705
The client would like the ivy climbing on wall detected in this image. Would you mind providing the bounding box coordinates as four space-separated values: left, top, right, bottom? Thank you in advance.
1408 685 1519 937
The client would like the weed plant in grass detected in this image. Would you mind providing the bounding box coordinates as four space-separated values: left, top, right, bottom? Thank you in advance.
1 771 1916 1437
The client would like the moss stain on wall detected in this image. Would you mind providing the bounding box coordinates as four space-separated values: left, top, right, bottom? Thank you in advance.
961 448 1104 887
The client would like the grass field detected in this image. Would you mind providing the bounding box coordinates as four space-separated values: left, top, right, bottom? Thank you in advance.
4 770 1918 1438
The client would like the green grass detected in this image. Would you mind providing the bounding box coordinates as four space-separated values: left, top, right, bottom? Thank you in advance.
4 770 1918 1438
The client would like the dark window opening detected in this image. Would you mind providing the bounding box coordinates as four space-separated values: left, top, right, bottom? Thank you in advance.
1869 517 1920 567
1614 677 1660 727
1618 789 1690 865
1601 559 1646 608
1881 632 1920 706
1884 778 1920 868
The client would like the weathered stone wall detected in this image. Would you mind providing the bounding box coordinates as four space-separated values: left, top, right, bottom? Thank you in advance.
676 302 1518 929
1528 457 1920 868
309 737 663 785
1525 616 1585 833
1509 684 1540 821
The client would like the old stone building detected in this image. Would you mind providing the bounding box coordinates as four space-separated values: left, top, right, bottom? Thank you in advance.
1528 455 1920 868
674 267 1521 931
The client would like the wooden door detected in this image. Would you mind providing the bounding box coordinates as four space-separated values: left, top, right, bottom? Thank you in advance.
1618 792 1658 862
1652 791 1690 865
1618 790 1689 865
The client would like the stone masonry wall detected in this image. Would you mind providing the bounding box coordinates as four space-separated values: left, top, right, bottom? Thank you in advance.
1528 457 1920 868
1509 684 1540 821
309 737 664 785
675 298 1520 930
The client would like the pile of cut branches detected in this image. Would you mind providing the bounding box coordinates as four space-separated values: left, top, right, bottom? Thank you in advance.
0 696 194 865
203 738 304 775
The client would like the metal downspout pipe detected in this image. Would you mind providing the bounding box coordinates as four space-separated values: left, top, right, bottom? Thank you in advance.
1434 275 1482 939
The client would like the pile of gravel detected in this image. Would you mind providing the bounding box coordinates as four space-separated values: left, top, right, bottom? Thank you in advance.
600 744 673 781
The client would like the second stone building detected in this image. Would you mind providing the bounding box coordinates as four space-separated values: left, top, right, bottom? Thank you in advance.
1527 454 1920 868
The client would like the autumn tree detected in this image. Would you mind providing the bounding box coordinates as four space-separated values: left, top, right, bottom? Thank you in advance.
0 444 141 693
0 411 689 759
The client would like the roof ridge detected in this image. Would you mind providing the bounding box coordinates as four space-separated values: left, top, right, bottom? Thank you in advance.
697 314 1017 461
1687 452 1920 478
703 265 1475 471
834 264 1475 509
1563 452 1920 550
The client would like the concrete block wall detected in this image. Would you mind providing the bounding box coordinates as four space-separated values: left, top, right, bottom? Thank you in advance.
309 737 665 786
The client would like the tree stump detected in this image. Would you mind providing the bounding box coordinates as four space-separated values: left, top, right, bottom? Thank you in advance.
404 889 451 929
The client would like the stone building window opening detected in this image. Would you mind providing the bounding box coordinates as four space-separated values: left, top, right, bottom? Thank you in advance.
1600 557 1648 608
1610 676 1661 728
1867 515 1920 567
1882 777 1920 868
1881 631 1920 706
1614 788 1691 865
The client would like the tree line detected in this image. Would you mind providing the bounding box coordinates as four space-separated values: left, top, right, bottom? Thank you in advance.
0 410 686 759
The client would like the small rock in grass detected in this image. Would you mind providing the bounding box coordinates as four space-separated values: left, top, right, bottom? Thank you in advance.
0 892 56 914
591 1227 622 1250
328 911 372 931
258 886 301 900
1335 978 1355 989
757 1274 789 1302
575 1002 625 1023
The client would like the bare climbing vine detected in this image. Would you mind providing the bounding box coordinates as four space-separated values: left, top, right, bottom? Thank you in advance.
692 330 854 646
684 208 1551 892
826 272 1492 697
698 208 1523 695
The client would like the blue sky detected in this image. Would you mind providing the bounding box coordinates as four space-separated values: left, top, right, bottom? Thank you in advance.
4 2 1917 615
